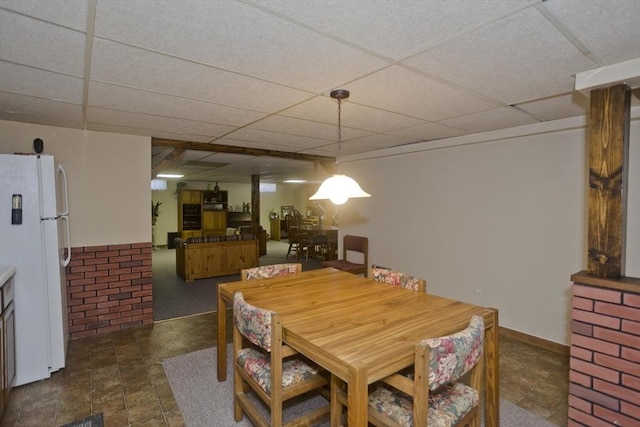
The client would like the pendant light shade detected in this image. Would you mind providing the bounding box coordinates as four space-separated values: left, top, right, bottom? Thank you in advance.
309 174 371 205
310 89 371 205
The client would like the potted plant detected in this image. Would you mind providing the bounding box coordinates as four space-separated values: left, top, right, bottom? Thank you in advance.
152 201 162 226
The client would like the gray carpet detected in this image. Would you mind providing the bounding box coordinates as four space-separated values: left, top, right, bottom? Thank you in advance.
152 240 324 321
163 345 560 427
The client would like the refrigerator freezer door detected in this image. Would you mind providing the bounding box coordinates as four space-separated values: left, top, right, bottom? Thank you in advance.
0 154 52 385
42 217 68 372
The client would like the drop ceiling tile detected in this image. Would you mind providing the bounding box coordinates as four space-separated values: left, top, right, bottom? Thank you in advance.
280 96 427 133
0 62 83 103
0 92 82 128
90 39 314 112
248 115 370 141
0 0 88 31
344 133 416 150
404 6 598 105
345 65 500 121
221 128 331 151
87 123 211 143
387 122 466 142
201 152 260 164
0 10 86 76
88 81 268 126
87 107 237 137
95 0 388 92
439 106 540 134
542 0 640 64
515 92 590 121
250 0 527 60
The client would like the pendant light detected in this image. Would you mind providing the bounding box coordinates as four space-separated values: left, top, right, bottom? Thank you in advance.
309 89 371 205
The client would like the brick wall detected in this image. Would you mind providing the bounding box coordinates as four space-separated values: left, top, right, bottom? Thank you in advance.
569 276 640 426
65 242 153 339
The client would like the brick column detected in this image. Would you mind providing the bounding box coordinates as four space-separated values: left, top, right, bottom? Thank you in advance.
66 242 153 339
569 272 640 426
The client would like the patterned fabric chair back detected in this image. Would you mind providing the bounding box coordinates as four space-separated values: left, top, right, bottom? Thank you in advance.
233 292 273 351
424 315 484 390
241 263 302 280
370 267 426 293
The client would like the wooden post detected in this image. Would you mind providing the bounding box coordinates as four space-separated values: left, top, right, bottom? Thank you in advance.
586 84 631 278
251 174 260 236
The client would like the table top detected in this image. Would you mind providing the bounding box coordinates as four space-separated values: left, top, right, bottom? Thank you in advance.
219 268 494 383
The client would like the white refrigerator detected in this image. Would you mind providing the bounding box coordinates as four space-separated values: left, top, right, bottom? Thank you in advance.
0 153 71 386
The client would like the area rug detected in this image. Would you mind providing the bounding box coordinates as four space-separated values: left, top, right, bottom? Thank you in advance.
163 345 558 427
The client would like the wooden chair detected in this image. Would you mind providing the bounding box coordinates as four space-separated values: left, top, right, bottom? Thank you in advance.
369 267 427 293
233 292 330 427
321 235 369 277
284 213 299 258
287 210 328 262
241 263 302 280
335 315 485 427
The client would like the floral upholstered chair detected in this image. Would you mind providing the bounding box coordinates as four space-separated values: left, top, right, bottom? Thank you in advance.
232 292 330 426
240 262 302 280
366 315 485 427
370 267 427 293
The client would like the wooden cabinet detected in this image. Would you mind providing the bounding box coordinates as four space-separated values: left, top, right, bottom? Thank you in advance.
203 211 227 235
0 267 16 419
175 239 259 281
270 218 287 240
178 189 228 238
178 190 202 238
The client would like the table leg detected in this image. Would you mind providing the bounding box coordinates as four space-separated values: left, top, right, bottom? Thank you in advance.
347 367 368 427
217 288 227 381
484 308 500 426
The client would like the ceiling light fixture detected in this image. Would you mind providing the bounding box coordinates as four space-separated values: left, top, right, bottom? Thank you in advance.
309 89 371 205
157 173 184 178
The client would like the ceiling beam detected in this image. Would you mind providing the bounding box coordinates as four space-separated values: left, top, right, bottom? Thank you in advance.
151 147 186 178
152 138 335 163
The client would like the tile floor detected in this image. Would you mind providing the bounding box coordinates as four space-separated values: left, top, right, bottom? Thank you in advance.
0 311 569 427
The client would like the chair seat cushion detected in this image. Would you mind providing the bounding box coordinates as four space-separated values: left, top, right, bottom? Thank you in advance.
368 382 478 427
237 348 322 394
321 260 364 272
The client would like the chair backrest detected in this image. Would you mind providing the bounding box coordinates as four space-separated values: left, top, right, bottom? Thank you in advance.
423 315 484 390
370 267 427 293
241 263 302 280
233 292 274 351
343 235 368 265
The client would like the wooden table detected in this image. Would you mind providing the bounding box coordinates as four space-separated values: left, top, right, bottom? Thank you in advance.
217 268 499 427
306 224 338 260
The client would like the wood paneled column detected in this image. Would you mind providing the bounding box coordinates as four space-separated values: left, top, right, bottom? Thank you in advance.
587 84 631 278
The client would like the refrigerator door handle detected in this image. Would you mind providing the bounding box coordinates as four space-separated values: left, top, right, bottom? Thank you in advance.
61 215 71 267
57 164 69 217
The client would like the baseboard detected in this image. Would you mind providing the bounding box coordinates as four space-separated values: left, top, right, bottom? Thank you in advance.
499 326 569 356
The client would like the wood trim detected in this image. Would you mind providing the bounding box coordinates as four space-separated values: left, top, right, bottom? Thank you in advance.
499 326 569 356
571 270 640 292
152 137 335 163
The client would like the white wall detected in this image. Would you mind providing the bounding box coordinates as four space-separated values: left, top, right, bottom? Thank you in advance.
0 120 150 247
338 109 640 346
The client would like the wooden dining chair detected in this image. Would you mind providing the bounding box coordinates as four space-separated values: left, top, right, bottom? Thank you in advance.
241 263 302 280
233 292 330 427
369 267 427 293
321 235 369 277
287 210 328 262
333 315 484 427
